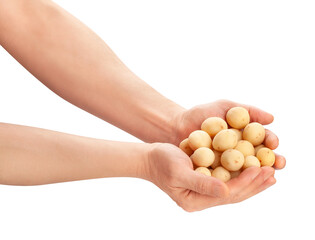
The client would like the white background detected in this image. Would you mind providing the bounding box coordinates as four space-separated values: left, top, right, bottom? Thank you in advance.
1 0 314 239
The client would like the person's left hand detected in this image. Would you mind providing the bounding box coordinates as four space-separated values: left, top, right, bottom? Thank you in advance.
169 99 286 169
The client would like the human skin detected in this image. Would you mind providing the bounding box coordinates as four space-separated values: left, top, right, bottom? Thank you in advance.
0 0 284 210
0 0 286 170
0 123 275 212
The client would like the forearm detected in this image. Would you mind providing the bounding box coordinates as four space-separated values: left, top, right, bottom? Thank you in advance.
0 122 151 185
0 0 184 143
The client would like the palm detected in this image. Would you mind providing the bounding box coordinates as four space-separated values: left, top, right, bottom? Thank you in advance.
148 143 277 212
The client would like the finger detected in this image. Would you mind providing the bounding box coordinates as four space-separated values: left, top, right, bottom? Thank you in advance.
236 176 276 202
264 129 279 150
226 167 262 196
274 154 286 169
179 169 229 198
232 167 275 203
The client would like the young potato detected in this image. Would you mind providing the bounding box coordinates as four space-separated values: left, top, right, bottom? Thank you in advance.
190 147 215 167
242 122 266 146
235 140 255 157
188 130 212 151
179 138 194 156
221 149 245 171
230 170 241 179
212 129 238 152
210 150 222 169
226 107 250 129
243 156 261 169
230 128 242 141
201 117 228 138
254 144 265 155
212 167 231 182
195 167 211 176
256 147 275 167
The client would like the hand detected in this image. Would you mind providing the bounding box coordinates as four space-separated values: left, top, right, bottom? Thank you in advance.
145 143 276 212
170 99 286 169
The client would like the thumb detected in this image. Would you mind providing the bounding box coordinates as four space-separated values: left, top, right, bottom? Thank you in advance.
180 169 229 198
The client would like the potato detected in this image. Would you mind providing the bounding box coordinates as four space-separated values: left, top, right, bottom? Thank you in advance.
256 147 275 167
230 170 241 179
179 138 194 156
254 144 265 155
212 167 231 182
212 129 238 152
226 107 250 129
211 150 222 168
235 140 255 157
242 122 265 146
230 128 242 141
188 130 212 151
195 167 211 176
243 156 261 169
190 147 215 167
221 149 245 171
201 117 228 138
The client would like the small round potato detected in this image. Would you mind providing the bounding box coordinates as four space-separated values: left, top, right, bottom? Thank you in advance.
230 170 241 179
235 140 255 157
179 138 194 156
226 107 250 129
195 167 211 176
254 144 265 155
211 150 222 168
190 147 215 167
243 156 261 169
212 129 238 152
242 122 266 146
230 128 242 141
212 167 231 182
256 147 275 167
221 149 245 171
188 130 212 151
201 117 228 138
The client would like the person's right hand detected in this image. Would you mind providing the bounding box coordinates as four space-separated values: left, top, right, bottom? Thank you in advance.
145 143 276 212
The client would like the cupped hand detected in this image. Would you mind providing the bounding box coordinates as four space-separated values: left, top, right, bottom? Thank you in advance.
170 99 286 169
145 143 276 212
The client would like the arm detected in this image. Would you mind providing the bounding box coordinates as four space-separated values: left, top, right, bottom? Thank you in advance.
0 0 184 143
0 122 276 212
0 122 150 185
0 0 285 168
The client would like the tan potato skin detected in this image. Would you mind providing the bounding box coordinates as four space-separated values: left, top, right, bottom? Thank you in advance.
226 107 250 129
188 130 212 151
254 144 265 155
256 147 275 167
243 156 261 169
179 138 194 156
195 167 211 176
230 128 242 141
201 117 228 138
235 140 255 157
212 129 238 152
212 167 231 182
242 122 266 146
190 147 215 167
221 149 245 171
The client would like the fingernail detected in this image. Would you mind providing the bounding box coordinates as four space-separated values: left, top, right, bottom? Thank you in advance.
251 169 261 180
264 170 274 181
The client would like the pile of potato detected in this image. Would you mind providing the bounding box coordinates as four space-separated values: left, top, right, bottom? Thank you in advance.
179 107 275 182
